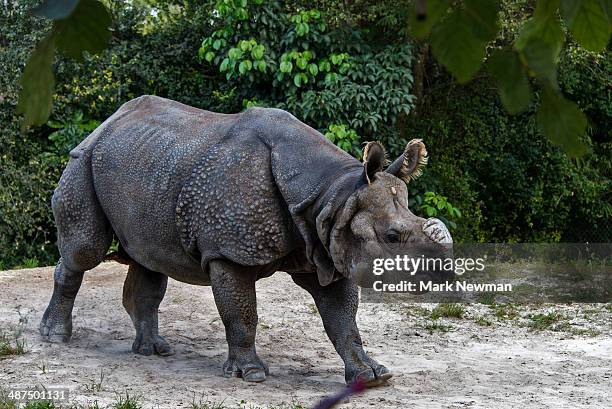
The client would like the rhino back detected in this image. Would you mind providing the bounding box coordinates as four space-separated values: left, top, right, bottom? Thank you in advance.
91 96 239 281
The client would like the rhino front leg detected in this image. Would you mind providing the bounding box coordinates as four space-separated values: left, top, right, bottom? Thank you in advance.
291 274 392 386
210 260 268 382
122 263 173 356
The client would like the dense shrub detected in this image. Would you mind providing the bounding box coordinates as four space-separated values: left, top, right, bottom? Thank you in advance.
407 47 611 243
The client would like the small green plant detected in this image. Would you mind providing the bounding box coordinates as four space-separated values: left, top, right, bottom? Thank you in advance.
44 111 100 165
0 332 27 357
419 192 461 230
83 369 105 393
112 392 142 409
23 401 55 409
324 124 360 157
569 328 601 337
430 303 465 319
423 321 453 333
191 398 226 409
21 258 40 268
527 312 568 331
475 316 493 327
491 303 519 320
403 305 431 317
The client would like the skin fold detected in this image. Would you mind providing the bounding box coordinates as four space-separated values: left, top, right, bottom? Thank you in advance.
40 95 452 386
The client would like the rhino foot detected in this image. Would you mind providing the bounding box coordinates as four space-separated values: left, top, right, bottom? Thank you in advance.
223 353 269 382
132 333 174 357
346 360 393 387
39 306 72 343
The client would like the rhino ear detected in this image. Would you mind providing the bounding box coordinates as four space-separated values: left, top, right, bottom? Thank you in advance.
386 139 428 183
362 141 387 184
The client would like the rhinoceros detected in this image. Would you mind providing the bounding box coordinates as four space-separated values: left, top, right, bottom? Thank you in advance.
40 95 452 385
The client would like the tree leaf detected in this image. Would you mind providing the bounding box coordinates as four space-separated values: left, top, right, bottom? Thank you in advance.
280 61 293 73
32 0 80 19
308 63 318 76
560 0 611 51
293 73 302 87
488 49 531 114
430 10 486 83
239 60 248 74
537 85 587 157
410 0 450 38
515 0 564 82
17 33 56 128
55 0 112 62
464 0 499 41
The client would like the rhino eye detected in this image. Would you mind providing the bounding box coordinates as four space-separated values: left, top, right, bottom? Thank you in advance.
386 230 401 243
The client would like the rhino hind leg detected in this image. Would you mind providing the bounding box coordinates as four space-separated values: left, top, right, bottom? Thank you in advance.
291 274 393 386
210 261 269 382
40 155 113 342
122 263 173 356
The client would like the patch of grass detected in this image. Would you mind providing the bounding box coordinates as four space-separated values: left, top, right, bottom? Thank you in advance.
403 305 430 317
112 392 142 409
527 312 568 331
423 321 453 333
491 303 519 320
83 369 105 393
569 328 601 337
22 258 40 268
38 360 49 374
192 398 226 409
430 303 464 319
23 401 55 409
0 332 27 357
474 316 493 327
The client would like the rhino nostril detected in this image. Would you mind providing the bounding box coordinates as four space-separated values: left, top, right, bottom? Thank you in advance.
386 230 401 243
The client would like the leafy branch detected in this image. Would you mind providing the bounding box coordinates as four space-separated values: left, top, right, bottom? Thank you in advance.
17 0 111 129
411 0 611 157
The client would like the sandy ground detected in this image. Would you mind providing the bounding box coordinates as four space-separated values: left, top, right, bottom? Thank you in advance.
0 262 610 409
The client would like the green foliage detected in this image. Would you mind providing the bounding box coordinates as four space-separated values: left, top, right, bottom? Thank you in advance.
430 303 465 319
45 111 100 165
293 44 415 155
411 0 612 157
17 0 112 128
23 401 55 409
16 34 56 128
324 124 360 157
111 392 142 409
199 0 415 153
419 192 461 230
527 312 567 331
409 17 611 243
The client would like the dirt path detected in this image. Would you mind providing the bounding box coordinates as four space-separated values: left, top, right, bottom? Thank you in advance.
0 263 610 408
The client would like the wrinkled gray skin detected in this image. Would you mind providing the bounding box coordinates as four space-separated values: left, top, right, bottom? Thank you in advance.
40 96 452 386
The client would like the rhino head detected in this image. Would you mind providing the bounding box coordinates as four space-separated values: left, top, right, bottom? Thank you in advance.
315 139 453 287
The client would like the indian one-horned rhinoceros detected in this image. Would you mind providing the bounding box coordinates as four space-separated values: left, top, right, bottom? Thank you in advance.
40 95 452 385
